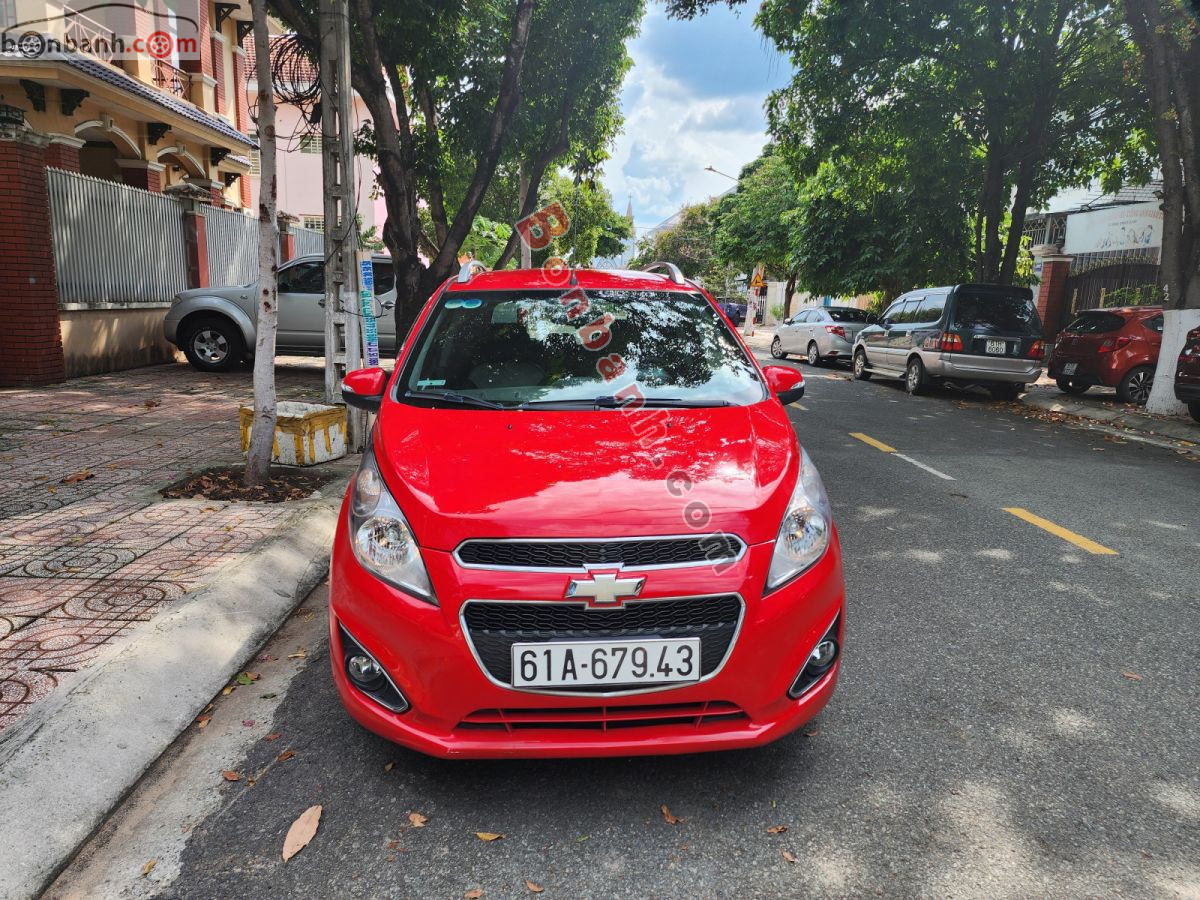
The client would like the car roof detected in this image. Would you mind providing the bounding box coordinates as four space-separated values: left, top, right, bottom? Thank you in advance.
445 267 702 293
1075 306 1163 315
288 252 392 264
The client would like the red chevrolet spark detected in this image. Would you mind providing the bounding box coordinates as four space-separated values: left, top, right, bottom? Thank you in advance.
331 264 845 758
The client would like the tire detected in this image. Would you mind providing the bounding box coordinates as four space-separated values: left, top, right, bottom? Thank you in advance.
1189 402 1200 424
770 336 787 359
905 356 927 395
990 382 1023 402
807 342 822 366
182 316 244 372
853 348 871 380
1055 378 1089 396
1117 365 1154 405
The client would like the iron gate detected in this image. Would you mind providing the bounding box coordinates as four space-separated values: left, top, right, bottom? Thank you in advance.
1061 263 1161 329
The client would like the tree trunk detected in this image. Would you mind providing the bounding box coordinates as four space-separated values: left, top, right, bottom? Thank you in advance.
245 0 279 488
783 270 798 319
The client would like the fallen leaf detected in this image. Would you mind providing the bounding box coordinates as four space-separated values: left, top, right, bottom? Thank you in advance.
1122 671 1144 681
235 672 259 685
196 714 212 729
661 805 682 825
782 850 797 864
387 839 403 850
464 890 483 899
60 470 94 484
282 804 322 861
242 719 255 727
277 750 295 762
474 832 503 841
287 650 308 660
144 398 161 408
408 812 427 828
525 880 545 893
803 728 820 737
221 685 235 696
141 858 157 877
265 732 282 742
384 761 395 772
767 824 788 835
222 770 241 782
260 693 278 700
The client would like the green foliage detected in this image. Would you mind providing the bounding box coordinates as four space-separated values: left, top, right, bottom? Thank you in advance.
1102 284 1164 308
531 173 632 267
711 148 797 279
628 201 737 288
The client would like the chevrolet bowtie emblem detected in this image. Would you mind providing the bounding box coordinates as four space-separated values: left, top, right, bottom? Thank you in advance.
565 572 645 606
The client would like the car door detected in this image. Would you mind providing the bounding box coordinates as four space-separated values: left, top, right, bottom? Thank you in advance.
886 297 921 367
860 301 899 368
783 310 809 352
807 309 829 354
276 259 326 351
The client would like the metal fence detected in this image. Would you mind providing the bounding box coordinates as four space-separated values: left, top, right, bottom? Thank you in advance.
292 225 324 257
47 168 190 308
203 204 259 287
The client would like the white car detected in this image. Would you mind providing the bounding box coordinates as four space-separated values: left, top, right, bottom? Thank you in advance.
771 306 875 366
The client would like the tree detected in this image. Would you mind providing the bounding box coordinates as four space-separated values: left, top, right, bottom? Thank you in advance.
527 173 632 268
1124 0 1200 414
244 0 279 488
629 201 736 289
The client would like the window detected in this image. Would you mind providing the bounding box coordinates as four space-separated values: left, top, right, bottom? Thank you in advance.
278 261 324 294
1063 311 1125 334
952 290 1040 334
1142 313 1164 334
372 260 395 295
914 294 947 325
301 215 324 232
890 299 917 324
827 308 870 322
400 289 766 408
248 148 260 176
299 135 322 154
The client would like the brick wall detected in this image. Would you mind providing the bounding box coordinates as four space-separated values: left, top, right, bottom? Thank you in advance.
182 0 212 76
233 50 250 133
1035 258 1072 340
211 37 226 115
0 132 65 386
44 142 81 172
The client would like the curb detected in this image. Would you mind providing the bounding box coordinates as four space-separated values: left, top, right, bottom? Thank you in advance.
1019 393 1199 454
0 491 343 900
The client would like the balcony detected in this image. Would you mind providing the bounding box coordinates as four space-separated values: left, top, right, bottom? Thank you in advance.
152 58 191 99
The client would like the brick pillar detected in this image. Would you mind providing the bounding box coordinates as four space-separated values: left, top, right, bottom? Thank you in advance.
1033 248 1074 340
44 135 84 172
278 213 298 261
232 48 250 133
0 128 65 386
211 37 226 114
182 1 212 76
184 208 210 289
116 160 164 192
239 172 251 209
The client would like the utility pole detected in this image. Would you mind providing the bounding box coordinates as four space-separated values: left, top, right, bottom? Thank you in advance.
519 165 532 269
318 0 365 447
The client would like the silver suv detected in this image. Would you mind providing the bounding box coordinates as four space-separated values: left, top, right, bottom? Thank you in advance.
163 254 397 371
851 284 1045 401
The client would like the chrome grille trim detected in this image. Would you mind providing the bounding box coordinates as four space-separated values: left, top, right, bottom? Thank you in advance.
453 534 746 572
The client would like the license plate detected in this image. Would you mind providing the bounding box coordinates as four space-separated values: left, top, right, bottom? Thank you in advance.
511 638 701 688
986 339 1007 355
1062 362 1077 375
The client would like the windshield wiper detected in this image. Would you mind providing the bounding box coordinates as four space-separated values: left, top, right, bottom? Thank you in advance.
404 390 507 410
519 396 731 410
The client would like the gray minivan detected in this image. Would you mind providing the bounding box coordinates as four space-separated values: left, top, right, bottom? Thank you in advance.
851 284 1045 400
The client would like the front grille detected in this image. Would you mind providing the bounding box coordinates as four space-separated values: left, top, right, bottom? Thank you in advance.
455 535 744 570
457 701 747 733
462 595 743 691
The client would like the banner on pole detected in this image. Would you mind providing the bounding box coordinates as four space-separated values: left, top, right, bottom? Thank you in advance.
358 257 379 366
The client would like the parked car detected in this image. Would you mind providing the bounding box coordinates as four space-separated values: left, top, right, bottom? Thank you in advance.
163 254 397 371
331 263 844 759
852 284 1044 400
1048 307 1164 405
1175 325 1200 423
772 306 874 366
716 298 747 325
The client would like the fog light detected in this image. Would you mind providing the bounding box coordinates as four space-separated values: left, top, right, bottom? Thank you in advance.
810 639 837 668
788 616 841 700
347 654 382 685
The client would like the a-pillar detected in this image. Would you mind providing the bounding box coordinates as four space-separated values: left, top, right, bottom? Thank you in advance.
115 159 165 192
1032 244 1073 340
0 127 65 386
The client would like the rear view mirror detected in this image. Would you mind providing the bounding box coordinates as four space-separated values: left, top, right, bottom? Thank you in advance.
342 367 388 413
761 364 805 405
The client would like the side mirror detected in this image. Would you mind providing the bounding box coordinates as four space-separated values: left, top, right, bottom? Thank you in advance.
341 367 388 413
761 364 805 405
379 295 396 310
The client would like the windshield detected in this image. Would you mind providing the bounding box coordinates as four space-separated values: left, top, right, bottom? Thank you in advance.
399 289 765 409
952 291 1041 334
1064 311 1125 334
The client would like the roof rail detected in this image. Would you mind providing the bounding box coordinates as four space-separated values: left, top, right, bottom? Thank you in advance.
642 261 685 284
456 259 489 283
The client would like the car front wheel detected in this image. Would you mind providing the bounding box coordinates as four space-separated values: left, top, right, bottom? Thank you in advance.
1117 365 1154 405
770 336 787 359
853 348 871 380
182 317 244 372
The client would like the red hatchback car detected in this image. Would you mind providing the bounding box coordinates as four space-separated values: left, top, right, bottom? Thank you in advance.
1176 326 1200 423
1049 307 1164 405
330 264 845 759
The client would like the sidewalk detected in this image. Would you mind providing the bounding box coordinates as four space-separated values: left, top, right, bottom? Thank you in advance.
0 358 343 733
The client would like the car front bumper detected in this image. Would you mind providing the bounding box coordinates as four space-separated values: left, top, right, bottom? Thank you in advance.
329 507 845 759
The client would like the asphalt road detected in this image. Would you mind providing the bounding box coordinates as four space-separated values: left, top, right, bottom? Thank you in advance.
51 357 1200 900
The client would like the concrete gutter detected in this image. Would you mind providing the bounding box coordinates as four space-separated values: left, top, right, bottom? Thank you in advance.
1020 392 1200 454
0 491 342 900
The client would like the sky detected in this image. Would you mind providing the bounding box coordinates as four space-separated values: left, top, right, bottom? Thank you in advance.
601 3 791 235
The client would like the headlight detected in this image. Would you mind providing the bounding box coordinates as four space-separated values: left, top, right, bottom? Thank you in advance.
349 446 435 604
766 447 833 591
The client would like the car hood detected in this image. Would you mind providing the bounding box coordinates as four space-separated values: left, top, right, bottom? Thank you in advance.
374 402 800 551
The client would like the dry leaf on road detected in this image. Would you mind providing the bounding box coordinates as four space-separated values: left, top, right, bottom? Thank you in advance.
1122 671 1144 681
384 761 395 772
277 750 295 762
282 805 322 861
195 715 211 729
408 812 428 828
474 832 504 841
782 850 797 863
141 858 157 877
767 825 788 835
661 805 682 825
60 471 94 484
265 732 282 742
464 890 483 899
525 880 545 893
221 770 241 782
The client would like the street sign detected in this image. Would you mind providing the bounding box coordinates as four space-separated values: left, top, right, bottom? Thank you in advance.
750 273 765 289
358 256 379 367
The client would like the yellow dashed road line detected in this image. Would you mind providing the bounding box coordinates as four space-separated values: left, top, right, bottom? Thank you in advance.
849 432 896 453
1003 507 1119 556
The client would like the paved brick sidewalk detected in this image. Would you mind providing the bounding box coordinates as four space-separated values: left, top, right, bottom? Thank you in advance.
0 358 337 732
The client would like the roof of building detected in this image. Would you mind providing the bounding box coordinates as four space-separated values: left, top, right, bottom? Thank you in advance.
63 56 256 149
